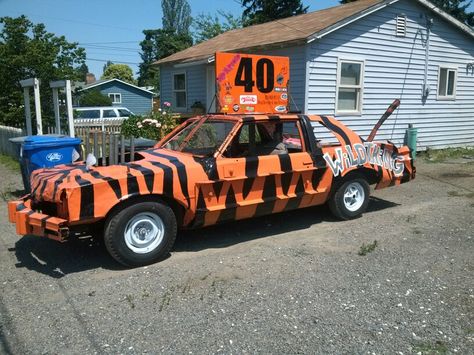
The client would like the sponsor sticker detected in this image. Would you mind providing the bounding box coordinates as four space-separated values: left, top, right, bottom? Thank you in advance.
274 105 287 112
274 87 288 92
46 152 63 162
224 95 234 104
233 104 240 112
281 93 288 100
245 106 255 112
240 95 258 105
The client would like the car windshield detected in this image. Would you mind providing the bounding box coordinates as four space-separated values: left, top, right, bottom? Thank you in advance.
163 118 236 157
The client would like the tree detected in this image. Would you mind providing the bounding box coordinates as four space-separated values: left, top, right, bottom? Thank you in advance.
101 63 136 84
162 0 192 35
102 60 114 73
192 11 242 43
0 16 86 127
78 90 112 107
76 63 89 82
429 0 474 26
339 0 474 26
241 0 308 26
137 0 193 88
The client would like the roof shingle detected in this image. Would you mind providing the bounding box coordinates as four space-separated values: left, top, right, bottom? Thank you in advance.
155 0 383 65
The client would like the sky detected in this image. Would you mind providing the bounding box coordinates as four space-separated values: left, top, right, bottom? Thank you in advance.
1 0 473 80
0 0 342 79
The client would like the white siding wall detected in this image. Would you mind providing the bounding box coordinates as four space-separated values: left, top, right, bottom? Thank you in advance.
160 64 207 112
307 0 474 149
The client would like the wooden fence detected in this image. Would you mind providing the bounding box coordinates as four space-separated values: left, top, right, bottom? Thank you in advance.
0 125 26 158
78 130 153 166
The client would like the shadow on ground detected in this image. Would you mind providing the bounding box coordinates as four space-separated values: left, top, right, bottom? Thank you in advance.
11 196 398 277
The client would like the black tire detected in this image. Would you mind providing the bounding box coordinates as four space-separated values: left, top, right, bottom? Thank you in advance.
329 177 370 220
104 201 177 267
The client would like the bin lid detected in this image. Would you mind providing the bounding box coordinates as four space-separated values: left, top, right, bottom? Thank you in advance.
22 135 82 150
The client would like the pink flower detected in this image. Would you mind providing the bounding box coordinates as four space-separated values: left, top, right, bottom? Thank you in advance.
164 101 171 107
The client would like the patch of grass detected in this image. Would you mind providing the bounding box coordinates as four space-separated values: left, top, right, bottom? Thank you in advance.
413 340 448 354
358 240 378 256
0 154 20 171
420 147 474 163
447 190 462 197
125 294 135 309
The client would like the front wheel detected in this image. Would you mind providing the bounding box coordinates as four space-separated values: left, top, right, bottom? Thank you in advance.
329 178 370 220
104 201 177 267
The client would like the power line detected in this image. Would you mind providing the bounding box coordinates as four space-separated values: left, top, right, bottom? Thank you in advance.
79 41 139 45
86 58 140 65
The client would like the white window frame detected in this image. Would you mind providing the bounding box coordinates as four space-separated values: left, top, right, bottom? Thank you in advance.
173 72 187 110
108 93 122 104
437 66 457 101
336 58 365 116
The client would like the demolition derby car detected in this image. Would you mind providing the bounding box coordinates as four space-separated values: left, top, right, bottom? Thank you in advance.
8 109 415 266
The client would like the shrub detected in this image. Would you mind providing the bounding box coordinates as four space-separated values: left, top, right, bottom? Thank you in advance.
79 90 112 106
121 101 178 141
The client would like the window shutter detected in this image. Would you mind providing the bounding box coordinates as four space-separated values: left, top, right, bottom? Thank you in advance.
396 14 407 37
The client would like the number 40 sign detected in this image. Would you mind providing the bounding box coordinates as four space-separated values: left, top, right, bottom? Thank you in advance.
215 52 290 114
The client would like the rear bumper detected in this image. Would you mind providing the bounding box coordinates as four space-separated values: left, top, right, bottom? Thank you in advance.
8 198 69 242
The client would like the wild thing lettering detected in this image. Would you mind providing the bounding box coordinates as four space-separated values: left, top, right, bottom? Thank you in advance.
323 143 405 177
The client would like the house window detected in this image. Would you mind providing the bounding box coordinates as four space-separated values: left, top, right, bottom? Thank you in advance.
173 73 187 109
396 14 407 37
438 67 457 100
108 93 121 104
336 60 364 114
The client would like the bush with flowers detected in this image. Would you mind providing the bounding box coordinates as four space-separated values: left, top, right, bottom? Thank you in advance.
120 101 179 141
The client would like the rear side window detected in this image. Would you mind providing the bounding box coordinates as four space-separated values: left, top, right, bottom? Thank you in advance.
75 110 100 119
103 109 118 118
117 109 131 117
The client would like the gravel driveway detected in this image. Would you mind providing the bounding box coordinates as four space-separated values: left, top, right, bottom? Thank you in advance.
0 158 473 354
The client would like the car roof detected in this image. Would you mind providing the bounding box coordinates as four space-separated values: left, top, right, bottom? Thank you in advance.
74 106 131 110
197 113 309 122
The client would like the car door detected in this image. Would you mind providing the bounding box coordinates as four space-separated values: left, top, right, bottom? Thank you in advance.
196 118 327 227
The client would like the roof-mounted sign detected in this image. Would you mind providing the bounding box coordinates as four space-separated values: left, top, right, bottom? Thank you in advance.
215 52 290 114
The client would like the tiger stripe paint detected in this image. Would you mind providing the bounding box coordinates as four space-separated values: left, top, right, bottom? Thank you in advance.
9 113 415 240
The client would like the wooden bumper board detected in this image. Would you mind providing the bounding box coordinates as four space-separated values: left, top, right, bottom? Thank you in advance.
7 199 68 242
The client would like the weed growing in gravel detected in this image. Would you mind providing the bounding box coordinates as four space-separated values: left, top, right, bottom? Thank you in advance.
125 294 135 309
0 154 20 171
413 340 448 354
358 240 378 256
420 147 474 163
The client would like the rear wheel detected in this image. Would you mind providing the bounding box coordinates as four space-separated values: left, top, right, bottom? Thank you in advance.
329 178 370 220
104 201 177 267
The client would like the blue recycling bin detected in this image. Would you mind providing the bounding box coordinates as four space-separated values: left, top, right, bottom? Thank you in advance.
20 135 82 192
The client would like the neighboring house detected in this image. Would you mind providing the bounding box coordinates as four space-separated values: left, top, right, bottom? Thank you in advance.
155 0 474 149
76 78 154 115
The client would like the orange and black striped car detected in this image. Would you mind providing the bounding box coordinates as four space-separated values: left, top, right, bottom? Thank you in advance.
8 111 415 266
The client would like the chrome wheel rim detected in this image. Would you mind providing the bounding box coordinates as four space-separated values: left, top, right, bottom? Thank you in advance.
124 212 164 254
343 182 365 212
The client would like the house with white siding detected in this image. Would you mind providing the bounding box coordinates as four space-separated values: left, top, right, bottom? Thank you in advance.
76 78 154 115
155 0 474 149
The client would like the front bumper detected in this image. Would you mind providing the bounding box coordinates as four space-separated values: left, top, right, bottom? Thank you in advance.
8 198 69 242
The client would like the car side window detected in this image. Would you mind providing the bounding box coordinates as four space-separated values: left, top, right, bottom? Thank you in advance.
225 120 304 158
74 110 100 119
118 109 131 117
103 109 117 118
